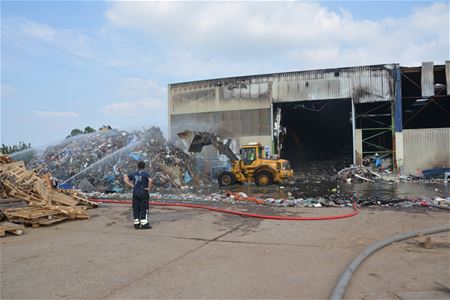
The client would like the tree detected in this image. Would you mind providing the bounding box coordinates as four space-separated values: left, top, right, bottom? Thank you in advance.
67 128 83 138
84 126 96 134
0 141 31 154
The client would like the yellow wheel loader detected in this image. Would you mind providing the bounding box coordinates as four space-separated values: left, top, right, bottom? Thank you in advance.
178 131 294 187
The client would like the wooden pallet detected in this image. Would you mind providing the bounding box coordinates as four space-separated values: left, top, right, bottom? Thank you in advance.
1 161 92 229
0 221 24 236
50 190 79 206
0 161 25 172
56 189 99 208
4 206 61 220
0 198 28 209
4 207 68 227
6 166 35 184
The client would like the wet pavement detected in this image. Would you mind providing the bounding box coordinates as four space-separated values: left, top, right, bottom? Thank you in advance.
226 179 449 201
2 204 449 299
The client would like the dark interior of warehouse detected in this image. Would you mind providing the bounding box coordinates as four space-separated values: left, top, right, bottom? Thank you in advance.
401 66 450 129
354 101 393 160
276 99 353 170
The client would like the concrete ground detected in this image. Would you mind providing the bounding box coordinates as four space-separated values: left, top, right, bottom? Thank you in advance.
1 203 449 299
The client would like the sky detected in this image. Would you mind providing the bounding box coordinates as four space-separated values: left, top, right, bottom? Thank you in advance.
1 0 449 148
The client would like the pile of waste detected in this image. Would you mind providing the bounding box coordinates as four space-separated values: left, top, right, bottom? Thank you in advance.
0 155 96 230
86 185 450 210
27 127 205 192
338 166 383 182
291 153 352 183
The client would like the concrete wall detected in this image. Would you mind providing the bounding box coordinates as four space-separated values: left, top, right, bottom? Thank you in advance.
403 128 450 175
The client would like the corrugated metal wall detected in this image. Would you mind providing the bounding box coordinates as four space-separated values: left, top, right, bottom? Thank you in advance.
271 66 394 103
169 64 397 140
403 128 450 175
170 84 271 115
446 61 450 95
421 62 435 97
171 109 271 138
235 135 273 153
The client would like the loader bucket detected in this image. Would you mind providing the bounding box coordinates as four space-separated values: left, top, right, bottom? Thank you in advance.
177 130 212 152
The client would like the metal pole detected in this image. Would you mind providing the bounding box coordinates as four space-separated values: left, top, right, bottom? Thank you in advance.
351 98 356 165
270 102 274 155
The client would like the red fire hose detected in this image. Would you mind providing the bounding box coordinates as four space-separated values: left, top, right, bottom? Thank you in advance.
89 199 359 221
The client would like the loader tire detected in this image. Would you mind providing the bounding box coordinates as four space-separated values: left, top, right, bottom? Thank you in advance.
255 170 274 186
218 171 236 187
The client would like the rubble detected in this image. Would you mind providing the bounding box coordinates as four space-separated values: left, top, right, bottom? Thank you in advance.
0 155 95 231
27 127 206 191
338 166 382 183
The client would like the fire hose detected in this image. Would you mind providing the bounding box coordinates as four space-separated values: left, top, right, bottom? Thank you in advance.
88 198 449 298
329 224 450 300
89 198 359 221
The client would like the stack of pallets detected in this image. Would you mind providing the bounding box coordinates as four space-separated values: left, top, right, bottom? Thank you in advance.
0 155 97 233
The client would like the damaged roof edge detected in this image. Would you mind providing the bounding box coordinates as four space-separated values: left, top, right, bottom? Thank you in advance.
169 63 399 88
400 63 447 73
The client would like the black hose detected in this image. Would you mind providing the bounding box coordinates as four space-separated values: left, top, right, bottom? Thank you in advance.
330 224 450 300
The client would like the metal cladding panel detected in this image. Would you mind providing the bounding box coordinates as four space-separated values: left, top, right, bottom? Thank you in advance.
170 109 271 139
169 65 397 118
235 135 272 152
446 61 450 95
421 62 435 97
169 83 271 115
270 66 394 103
403 128 450 175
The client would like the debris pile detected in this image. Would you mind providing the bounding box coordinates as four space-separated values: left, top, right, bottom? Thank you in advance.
432 197 450 208
292 154 352 183
0 155 95 229
338 166 382 183
27 127 203 191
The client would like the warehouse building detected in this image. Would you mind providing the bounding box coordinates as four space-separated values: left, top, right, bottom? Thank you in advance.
168 62 450 176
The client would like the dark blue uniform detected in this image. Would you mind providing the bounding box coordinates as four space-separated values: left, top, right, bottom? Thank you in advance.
128 170 150 223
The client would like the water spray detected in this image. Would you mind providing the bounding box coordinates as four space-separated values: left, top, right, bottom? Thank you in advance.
60 140 142 185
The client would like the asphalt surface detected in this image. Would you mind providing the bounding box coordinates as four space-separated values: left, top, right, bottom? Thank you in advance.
1 204 449 299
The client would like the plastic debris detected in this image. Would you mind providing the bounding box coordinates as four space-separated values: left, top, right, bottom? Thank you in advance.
26 127 210 191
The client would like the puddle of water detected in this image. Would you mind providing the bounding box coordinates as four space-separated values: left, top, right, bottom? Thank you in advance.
222 181 449 201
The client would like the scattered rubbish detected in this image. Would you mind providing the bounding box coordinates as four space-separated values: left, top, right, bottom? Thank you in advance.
422 167 450 179
415 234 433 249
78 179 95 193
338 166 382 183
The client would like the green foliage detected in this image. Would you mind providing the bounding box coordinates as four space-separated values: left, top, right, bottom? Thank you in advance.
1 141 31 154
66 126 98 138
84 126 96 134
66 128 83 138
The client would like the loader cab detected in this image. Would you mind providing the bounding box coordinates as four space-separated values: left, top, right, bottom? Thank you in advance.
240 143 264 165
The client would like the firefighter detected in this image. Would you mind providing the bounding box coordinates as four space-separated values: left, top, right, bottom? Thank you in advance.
124 161 153 229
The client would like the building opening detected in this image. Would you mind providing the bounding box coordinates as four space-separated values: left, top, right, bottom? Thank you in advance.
401 65 450 129
274 99 353 172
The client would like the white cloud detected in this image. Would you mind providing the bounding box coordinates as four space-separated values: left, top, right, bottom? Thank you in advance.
120 78 165 99
102 99 164 117
3 17 107 64
102 78 166 117
15 19 57 41
1 84 17 97
105 1 449 72
34 111 79 118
